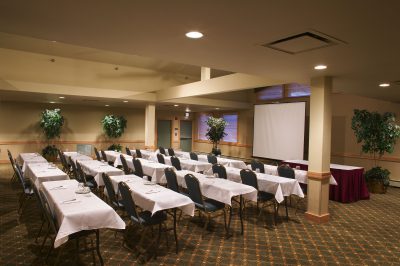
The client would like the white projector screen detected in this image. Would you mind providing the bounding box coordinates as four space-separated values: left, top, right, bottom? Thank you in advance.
253 102 306 160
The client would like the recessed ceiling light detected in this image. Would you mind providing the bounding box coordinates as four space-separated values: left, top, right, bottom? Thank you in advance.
123 100 128 103
49 101 55 104
59 96 65 99
51 40 57 43
174 104 179 107
314 65 327 70
215 107 220 110
379 83 390 87
185 31 203 39
105 104 109 107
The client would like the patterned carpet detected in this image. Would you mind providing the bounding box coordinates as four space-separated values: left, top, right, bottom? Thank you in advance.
1 164 399 266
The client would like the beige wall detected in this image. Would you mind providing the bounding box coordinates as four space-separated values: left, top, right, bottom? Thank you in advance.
0 101 145 161
331 93 400 181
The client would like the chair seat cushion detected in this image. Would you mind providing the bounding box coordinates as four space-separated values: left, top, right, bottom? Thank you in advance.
131 210 167 225
258 191 275 201
195 198 225 212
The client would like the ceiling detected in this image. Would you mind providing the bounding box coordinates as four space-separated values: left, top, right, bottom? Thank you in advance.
0 0 399 105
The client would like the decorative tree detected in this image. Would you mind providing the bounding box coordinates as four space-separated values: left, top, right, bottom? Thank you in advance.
40 109 64 161
101 115 127 152
351 109 400 192
206 116 227 156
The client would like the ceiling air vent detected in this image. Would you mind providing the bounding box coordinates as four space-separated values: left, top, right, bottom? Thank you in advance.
82 99 99 102
262 31 342 54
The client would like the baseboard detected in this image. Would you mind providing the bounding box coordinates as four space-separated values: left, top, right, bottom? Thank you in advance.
390 180 400 188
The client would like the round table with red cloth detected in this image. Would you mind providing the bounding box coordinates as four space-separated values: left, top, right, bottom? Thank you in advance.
284 161 370 203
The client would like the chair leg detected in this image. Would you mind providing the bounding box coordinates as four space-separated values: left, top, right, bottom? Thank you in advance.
40 225 50 252
273 201 277 226
155 223 162 259
95 230 104 266
35 219 46 243
284 197 289 222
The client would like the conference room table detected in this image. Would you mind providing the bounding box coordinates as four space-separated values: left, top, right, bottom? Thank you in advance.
108 174 194 253
246 164 338 185
172 170 257 235
162 156 213 174
114 155 170 183
224 167 304 204
63 151 93 164
24 162 69 188
174 151 247 170
17 152 48 171
130 149 155 160
283 160 369 203
42 179 125 248
78 160 123 186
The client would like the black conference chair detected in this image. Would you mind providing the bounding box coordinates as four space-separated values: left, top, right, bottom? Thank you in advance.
157 153 165 164
135 149 142 158
164 168 188 197
102 173 124 210
168 148 175 156
132 159 151 181
240 169 277 225
251 159 265 173
159 147 166 155
58 150 72 176
170 156 182 171
13 160 34 214
189 152 198 161
212 164 227 179
278 164 304 214
118 182 167 258
7 150 17 182
125 147 132 156
94 147 102 161
184 174 227 234
120 155 133 175
39 190 103 265
101 150 113 165
207 154 217 164
75 162 98 192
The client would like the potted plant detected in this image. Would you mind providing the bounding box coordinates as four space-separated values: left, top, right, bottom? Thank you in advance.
101 115 127 151
351 109 400 193
206 116 227 156
40 109 64 161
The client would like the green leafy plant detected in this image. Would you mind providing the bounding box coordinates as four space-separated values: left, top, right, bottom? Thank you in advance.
206 116 228 155
42 145 59 157
40 109 64 139
101 115 127 139
351 109 400 188
108 143 122 152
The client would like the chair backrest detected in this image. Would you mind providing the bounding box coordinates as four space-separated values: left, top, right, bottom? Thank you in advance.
133 158 144 177
8 150 15 168
212 164 227 179
31 180 47 216
125 147 132 156
120 155 131 175
170 156 182 171
75 162 86 183
207 154 217 164
251 159 265 173
14 160 30 192
277 164 295 179
39 189 58 234
69 159 79 180
164 168 179 193
135 149 142 158
189 152 198 161
118 181 140 221
157 153 165 164
159 146 166 155
101 150 108 162
58 151 69 171
102 173 119 204
94 147 101 161
184 174 204 207
240 169 259 190
167 148 175 156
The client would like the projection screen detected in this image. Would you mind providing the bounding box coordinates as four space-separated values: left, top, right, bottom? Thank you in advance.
253 102 306 160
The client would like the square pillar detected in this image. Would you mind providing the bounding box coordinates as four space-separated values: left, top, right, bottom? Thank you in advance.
145 104 156 149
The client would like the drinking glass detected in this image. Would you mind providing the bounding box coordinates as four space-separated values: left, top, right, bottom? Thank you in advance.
255 168 260 173
214 173 219 178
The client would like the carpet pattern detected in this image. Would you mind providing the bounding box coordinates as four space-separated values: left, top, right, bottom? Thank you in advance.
0 164 399 265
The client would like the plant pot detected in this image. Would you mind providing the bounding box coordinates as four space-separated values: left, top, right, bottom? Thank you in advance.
44 154 57 162
212 148 221 156
367 179 387 194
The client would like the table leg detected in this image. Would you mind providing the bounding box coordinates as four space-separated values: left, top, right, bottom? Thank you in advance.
284 197 289 222
173 208 178 254
226 206 233 237
239 195 244 235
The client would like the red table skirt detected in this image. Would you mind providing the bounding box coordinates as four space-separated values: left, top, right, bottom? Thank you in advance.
285 162 370 203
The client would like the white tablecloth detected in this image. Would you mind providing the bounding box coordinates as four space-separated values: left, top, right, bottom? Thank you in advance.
17 153 48 171
104 150 121 162
42 180 125 248
131 149 156 160
197 155 247 169
173 170 257 206
163 156 212 174
109 174 195 216
78 160 123 186
224 167 304 203
174 151 191 159
24 162 69 188
64 152 93 164
283 159 363 171
246 164 338 185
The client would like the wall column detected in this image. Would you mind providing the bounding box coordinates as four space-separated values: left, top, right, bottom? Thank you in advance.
305 76 332 223
144 104 156 149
